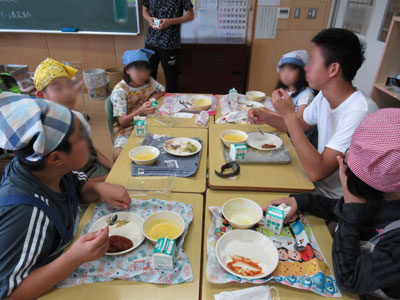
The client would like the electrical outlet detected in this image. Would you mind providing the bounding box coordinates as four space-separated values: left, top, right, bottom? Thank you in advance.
294 8 301 19
307 8 317 19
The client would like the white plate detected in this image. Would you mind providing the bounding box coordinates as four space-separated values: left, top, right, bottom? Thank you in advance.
246 132 283 151
216 229 279 280
163 137 202 156
236 101 264 111
88 212 145 256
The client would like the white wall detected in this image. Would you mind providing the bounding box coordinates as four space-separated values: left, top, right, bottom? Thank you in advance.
353 0 387 95
332 0 388 95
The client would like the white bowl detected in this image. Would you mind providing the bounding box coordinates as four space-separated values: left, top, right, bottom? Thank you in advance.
220 130 248 148
142 211 186 243
246 91 266 102
190 95 212 111
129 146 160 166
222 198 263 229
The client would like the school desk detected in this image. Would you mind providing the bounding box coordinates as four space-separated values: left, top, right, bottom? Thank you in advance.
146 94 221 128
107 126 208 194
40 192 204 300
208 123 315 193
202 189 359 300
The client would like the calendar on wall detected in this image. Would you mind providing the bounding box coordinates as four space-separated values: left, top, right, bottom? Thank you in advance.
218 0 248 38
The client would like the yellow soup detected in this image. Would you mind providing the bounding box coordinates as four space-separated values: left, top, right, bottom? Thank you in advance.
148 221 180 240
135 153 156 160
194 98 210 106
223 134 245 142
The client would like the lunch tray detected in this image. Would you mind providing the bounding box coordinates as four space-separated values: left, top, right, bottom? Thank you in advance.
221 132 291 165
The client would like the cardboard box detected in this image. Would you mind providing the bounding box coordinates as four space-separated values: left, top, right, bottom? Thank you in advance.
134 116 147 136
229 143 247 161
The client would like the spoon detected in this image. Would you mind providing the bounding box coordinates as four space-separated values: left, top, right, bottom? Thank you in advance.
258 127 265 136
108 214 118 226
286 225 305 251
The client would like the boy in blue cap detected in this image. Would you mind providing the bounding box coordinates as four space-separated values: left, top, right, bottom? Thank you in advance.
111 48 165 160
0 92 131 299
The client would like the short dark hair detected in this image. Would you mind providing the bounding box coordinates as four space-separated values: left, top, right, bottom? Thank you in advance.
345 166 384 207
275 63 309 98
15 132 72 171
311 28 365 82
123 61 151 84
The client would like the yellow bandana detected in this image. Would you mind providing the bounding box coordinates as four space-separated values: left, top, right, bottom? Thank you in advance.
34 58 78 91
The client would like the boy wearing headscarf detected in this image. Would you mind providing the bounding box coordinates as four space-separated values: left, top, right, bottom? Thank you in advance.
34 58 113 181
0 93 130 299
269 109 400 299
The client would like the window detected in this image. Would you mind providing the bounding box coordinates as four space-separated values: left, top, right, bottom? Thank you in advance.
379 0 400 42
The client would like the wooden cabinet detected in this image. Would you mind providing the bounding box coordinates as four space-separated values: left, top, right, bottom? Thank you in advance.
177 39 248 94
371 16 400 108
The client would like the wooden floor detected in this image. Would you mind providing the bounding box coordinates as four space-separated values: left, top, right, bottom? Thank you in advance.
75 93 114 160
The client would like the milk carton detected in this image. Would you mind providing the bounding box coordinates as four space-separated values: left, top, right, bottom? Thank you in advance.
149 97 158 118
152 237 177 271
265 203 291 234
228 87 238 102
229 143 247 161
153 18 161 28
134 116 147 136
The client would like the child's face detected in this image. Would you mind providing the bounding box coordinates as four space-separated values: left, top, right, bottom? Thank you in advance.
126 66 150 86
60 118 90 170
279 65 300 88
305 46 330 90
38 77 77 110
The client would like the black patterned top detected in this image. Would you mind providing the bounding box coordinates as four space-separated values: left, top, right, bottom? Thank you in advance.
142 0 193 50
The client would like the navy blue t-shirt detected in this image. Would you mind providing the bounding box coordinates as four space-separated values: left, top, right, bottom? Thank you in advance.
0 159 87 298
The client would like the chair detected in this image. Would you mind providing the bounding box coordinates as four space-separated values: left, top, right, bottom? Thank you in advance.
104 96 115 144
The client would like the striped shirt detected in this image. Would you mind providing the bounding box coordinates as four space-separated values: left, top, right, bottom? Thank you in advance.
0 159 87 298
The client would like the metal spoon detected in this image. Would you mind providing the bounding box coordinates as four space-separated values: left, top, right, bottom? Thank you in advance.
287 225 305 251
258 127 265 136
108 214 118 226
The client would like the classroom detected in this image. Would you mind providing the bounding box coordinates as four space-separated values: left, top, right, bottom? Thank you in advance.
0 0 400 299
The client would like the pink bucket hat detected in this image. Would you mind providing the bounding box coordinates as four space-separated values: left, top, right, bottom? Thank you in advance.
347 108 400 193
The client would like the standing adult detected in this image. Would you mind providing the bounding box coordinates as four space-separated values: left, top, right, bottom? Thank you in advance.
142 0 194 93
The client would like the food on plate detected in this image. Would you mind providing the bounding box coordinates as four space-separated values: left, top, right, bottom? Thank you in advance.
148 221 180 240
106 216 130 228
134 153 157 160
182 141 197 153
261 144 276 149
108 235 134 253
193 98 210 106
227 255 263 276
223 134 246 142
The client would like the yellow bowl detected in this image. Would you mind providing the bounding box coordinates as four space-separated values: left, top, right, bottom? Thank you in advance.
190 95 212 111
222 198 263 229
142 211 186 243
246 91 266 102
220 130 248 148
129 146 160 166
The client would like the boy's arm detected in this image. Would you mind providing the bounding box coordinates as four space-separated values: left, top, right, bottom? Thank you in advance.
332 202 400 294
142 6 155 27
94 147 113 170
293 193 339 221
6 228 109 300
159 9 194 28
79 181 130 209
272 89 342 182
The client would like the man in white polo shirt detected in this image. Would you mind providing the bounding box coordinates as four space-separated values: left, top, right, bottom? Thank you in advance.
249 28 378 198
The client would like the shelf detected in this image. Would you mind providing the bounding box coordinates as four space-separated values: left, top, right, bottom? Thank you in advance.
374 83 400 100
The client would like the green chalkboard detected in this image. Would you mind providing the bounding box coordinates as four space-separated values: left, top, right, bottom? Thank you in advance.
0 0 140 35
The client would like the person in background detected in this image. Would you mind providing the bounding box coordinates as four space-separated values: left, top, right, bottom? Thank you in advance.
0 93 131 299
111 49 165 161
34 58 113 181
142 0 194 92
249 28 378 199
268 108 400 299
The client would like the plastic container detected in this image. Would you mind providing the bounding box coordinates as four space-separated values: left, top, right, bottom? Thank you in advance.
83 68 110 100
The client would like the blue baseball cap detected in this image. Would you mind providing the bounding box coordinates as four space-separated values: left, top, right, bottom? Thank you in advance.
122 48 155 66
